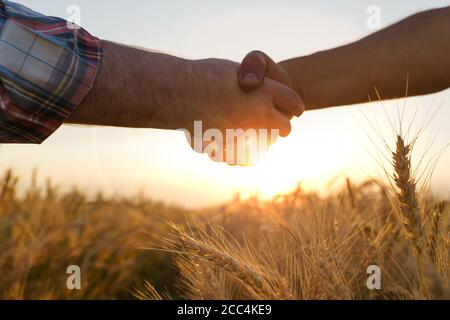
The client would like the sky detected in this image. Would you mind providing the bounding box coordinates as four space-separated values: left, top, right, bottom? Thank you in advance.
1 0 450 207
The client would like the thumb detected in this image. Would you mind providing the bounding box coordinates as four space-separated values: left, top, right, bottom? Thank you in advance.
238 51 267 92
238 51 292 92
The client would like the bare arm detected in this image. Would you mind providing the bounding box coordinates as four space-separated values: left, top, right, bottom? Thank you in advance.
67 41 302 136
68 41 197 130
239 7 450 110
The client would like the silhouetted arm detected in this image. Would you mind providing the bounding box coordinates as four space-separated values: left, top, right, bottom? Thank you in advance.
279 6 450 110
239 7 450 111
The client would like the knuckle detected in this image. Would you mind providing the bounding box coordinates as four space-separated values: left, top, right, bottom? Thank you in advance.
259 81 273 96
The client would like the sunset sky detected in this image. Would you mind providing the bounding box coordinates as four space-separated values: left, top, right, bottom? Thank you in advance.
2 0 450 207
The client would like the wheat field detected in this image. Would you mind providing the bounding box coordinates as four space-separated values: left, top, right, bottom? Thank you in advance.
0 131 449 300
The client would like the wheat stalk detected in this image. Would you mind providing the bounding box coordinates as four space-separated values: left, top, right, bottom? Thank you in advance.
168 223 268 298
134 281 164 300
183 239 265 294
427 201 448 280
428 205 442 265
392 135 425 293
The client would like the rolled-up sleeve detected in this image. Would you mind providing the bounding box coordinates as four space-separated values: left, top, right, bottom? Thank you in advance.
0 0 101 143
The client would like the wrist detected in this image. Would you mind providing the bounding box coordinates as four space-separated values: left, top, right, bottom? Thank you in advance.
279 58 309 109
179 58 236 130
159 58 206 131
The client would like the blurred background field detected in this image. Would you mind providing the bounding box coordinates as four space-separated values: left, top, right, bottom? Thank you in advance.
0 168 184 299
0 161 448 299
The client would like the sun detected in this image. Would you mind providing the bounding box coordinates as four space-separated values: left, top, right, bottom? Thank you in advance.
224 139 328 199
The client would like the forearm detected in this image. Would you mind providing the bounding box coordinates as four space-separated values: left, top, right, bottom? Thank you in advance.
280 7 450 110
67 40 201 130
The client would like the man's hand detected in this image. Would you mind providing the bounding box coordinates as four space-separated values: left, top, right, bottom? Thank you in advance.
69 41 303 165
70 42 302 134
188 58 303 137
238 51 292 93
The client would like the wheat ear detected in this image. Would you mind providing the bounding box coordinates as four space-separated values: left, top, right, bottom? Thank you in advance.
169 224 267 297
428 201 447 268
392 135 425 290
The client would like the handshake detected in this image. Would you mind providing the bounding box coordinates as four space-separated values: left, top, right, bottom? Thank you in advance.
183 51 305 166
179 7 450 166
68 7 448 161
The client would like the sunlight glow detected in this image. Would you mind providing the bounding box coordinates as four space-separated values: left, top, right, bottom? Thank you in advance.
2 2 449 207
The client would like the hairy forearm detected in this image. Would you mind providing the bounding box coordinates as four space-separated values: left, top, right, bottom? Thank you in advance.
280 6 450 110
67 41 202 130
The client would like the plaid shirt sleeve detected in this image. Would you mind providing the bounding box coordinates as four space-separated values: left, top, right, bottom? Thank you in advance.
0 0 101 143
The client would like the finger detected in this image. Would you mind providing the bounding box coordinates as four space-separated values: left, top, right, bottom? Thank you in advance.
255 51 292 87
265 78 305 117
238 51 266 91
266 108 292 138
238 51 292 92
